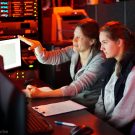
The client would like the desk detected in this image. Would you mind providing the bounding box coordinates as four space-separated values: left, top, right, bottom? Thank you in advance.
28 97 124 135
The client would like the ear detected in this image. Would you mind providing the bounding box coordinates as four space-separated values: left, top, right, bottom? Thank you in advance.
89 39 96 46
117 38 124 47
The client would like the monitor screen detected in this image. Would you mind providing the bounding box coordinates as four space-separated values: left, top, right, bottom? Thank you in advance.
0 68 26 135
0 38 21 70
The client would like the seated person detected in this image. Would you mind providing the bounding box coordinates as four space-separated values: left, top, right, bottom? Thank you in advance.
18 18 105 111
95 21 135 134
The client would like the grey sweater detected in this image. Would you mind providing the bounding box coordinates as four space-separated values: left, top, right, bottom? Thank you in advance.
35 46 105 107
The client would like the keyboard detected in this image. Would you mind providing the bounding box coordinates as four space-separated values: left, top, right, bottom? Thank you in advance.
27 106 53 135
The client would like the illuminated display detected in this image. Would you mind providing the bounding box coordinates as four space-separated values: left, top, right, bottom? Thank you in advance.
0 0 39 39
0 0 38 17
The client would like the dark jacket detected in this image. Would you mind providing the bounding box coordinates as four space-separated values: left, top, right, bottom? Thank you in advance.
101 53 135 106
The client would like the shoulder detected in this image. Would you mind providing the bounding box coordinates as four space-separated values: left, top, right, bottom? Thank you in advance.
124 66 135 95
86 52 105 70
125 66 135 88
91 52 105 62
128 66 135 79
61 46 74 56
62 46 73 51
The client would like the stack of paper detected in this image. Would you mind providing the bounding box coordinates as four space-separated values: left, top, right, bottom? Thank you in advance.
32 100 87 116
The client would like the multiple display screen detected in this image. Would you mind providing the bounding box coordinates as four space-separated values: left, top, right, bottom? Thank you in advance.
0 0 38 18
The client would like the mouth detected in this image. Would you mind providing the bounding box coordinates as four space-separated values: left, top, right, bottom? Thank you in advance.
103 51 107 55
73 44 78 48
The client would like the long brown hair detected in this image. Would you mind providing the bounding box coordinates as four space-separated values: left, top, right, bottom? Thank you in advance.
100 21 135 76
100 21 135 54
76 18 100 55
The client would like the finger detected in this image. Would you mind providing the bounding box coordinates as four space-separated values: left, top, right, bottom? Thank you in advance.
26 85 34 90
18 35 32 46
22 88 31 98
28 44 38 50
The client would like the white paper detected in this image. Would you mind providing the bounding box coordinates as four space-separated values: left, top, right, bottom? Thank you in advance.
32 100 87 116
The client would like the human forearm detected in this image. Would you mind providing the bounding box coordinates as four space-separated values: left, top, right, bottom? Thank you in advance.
24 85 64 98
31 88 64 98
39 89 64 98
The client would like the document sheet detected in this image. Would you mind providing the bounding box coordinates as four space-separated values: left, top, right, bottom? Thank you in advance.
32 100 87 116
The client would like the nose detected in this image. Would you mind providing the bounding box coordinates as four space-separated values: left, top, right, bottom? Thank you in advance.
100 44 104 51
73 37 78 43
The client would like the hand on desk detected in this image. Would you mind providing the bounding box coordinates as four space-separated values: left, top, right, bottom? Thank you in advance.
23 85 43 98
23 85 63 98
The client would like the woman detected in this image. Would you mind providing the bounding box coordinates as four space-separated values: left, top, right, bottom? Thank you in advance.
19 18 105 109
95 21 135 133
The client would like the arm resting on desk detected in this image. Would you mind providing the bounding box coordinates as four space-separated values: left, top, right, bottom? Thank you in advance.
24 85 63 98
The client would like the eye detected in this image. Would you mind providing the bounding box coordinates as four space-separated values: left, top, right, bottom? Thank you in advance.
103 41 107 44
101 41 107 45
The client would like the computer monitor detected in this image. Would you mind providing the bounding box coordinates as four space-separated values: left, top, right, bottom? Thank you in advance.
0 68 26 135
0 38 21 70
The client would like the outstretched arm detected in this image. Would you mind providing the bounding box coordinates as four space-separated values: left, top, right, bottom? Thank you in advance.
18 35 44 52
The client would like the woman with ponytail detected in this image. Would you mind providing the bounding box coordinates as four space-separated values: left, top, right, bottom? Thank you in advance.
95 21 135 134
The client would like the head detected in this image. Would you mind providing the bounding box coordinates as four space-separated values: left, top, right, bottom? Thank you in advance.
73 18 100 54
100 21 135 61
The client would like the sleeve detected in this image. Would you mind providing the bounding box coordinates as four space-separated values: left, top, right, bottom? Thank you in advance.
60 53 105 96
34 46 73 65
108 66 135 128
94 91 106 119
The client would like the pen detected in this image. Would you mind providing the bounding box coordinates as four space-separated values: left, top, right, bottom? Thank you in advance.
54 121 77 127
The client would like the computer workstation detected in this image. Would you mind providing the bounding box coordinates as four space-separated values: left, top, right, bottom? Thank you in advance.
0 38 124 135
0 68 124 135
27 96 124 135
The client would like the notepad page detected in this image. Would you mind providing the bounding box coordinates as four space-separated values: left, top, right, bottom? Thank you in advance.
32 100 87 116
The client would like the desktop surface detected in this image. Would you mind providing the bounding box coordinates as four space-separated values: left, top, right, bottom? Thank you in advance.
28 97 124 135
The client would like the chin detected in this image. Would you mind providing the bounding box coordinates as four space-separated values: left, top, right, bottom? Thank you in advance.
73 48 78 52
104 55 110 58
73 47 79 52
106 56 110 59
106 55 114 59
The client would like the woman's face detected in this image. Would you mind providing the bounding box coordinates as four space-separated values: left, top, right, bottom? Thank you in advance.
99 31 121 59
73 26 92 53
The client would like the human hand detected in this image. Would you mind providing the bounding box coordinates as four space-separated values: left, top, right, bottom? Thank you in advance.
24 85 43 98
18 35 42 51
